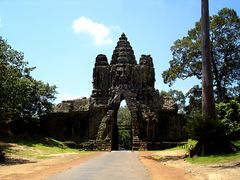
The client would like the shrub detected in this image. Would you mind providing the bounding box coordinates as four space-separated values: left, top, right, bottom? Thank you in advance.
184 111 227 141
183 139 197 151
216 99 240 135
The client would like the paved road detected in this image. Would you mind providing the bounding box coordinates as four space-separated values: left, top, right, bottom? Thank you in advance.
45 151 150 180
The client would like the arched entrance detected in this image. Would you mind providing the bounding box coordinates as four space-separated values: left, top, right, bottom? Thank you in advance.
112 100 132 150
95 89 141 151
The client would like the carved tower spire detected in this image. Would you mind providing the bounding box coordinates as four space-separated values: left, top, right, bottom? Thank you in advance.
111 33 137 65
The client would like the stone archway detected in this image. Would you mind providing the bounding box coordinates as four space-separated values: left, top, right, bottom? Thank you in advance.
91 34 161 150
95 90 140 150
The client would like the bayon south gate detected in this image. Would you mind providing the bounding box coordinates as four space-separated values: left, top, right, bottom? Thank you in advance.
41 33 186 150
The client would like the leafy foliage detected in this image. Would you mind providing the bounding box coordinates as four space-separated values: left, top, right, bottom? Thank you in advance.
163 8 240 102
216 99 240 135
117 105 131 127
0 36 56 134
117 105 131 150
184 111 226 140
118 130 131 150
185 99 240 141
182 139 197 151
185 85 202 114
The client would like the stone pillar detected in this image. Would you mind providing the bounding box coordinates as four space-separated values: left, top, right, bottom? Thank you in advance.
130 107 141 150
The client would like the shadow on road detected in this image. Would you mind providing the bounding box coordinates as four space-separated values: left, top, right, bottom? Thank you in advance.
142 154 185 162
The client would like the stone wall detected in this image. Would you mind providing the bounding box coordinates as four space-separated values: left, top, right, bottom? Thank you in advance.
41 111 89 141
41 99 108 142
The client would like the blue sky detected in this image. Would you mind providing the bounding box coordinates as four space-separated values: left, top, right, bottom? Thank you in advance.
0 0 239 103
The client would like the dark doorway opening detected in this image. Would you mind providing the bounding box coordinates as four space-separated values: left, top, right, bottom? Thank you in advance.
112 100 132 150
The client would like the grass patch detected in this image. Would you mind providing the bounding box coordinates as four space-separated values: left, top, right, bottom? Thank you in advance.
149 140 240 164
6 143 86 159
14 137 66 148
2 137 91 160
185 140 240 164
185 152 240 164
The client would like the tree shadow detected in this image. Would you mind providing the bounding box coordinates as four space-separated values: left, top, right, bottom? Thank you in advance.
211 162 240 169
0 142 36 165
0 143 12 162
0 142 14 150
0 157 36 166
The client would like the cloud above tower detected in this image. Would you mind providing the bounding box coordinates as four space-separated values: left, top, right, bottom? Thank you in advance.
72 16 113 45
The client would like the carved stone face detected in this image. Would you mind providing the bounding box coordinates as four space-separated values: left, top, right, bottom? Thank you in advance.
139 55 153 67
116 66 124 74
115 66 130 85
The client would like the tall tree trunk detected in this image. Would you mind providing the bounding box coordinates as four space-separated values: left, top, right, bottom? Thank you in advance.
201 0 216 120
190 0 236 157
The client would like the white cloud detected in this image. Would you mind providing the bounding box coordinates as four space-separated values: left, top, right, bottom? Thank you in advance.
55 93 86 104
72 16 113 45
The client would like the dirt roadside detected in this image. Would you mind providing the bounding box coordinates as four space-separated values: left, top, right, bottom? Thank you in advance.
139 150 240 180
0 152 103 180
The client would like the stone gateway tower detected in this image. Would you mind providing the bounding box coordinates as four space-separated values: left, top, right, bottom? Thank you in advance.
41 33 186 150
91 33 170 150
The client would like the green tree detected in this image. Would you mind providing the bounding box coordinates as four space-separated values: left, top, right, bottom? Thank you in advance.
117 106 131 150
0 36 56 134
0 38 26 125
184 3 237 156
185 85 202 114
216 99 240 135
117 106 131 127
162 8 240 102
